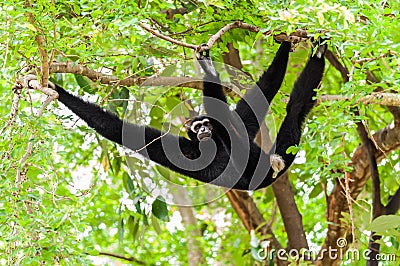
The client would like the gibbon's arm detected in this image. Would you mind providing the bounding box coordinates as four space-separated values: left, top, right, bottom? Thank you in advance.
268 42 327 183
52 84 229 183
54 84 124 144
235 41 291 140
196 50 231 120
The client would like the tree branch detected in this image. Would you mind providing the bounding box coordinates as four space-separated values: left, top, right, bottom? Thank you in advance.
386 187 400 215
355 114 383 266
355 119 383 216
49 62 142 86
25 0 50 87
318 122 400 266
366 69 400 123
225 190 283 251
95 252 146 264
325 49 349 82
139 22 198 50
205 21 262 50
140 20 309 53
49 62 400 107
271 174 309 251
160 7 188 20
304 93 400 107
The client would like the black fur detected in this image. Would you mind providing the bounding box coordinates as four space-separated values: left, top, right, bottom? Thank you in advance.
52 41 326 190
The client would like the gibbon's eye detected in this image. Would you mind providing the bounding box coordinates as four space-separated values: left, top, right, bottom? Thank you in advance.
203 121 213 130
193 124 201 132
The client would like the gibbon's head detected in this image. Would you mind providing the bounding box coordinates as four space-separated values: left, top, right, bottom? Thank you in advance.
186 115 213 142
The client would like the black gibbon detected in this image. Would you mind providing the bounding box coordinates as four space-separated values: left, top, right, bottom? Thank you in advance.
27 40 327 190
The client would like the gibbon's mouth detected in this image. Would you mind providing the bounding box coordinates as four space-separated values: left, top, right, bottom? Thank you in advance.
198 132 212 141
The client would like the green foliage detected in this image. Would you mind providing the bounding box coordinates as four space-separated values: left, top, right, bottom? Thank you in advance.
152 196 169 222
0 0 399 264
371 215 400 233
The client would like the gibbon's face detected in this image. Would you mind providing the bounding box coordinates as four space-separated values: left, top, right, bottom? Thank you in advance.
189 116 213 142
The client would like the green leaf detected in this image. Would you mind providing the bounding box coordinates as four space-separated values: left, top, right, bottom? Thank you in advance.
286 145 300 155
151 196 169 221
151 214 162 235
371 215 400 232
74 74 93 93
119 87 129 113
128 215 140 243
155 165 170 179
54 212 69 230
309 185 322 198
118 217 125 244
85 247 99 256
123 172 135 194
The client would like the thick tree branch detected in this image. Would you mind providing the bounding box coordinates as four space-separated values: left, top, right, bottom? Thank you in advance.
49 62 142 86
318 122 400 266
225 190 283 251
325 49 349 82
319 93 400 106
160 7 188 20
25 0 50 87
356 116 383 266
271 174 309 251
366 69 400 122
49 62 400 107
355 119 383 216
386 187 400 215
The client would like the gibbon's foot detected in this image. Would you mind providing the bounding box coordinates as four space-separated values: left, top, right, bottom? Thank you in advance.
12 74 39 94
270 153 285 178
274 29 308 51
12 82 23 94
311 38 328 59
20 74 56 90
196 45 219 78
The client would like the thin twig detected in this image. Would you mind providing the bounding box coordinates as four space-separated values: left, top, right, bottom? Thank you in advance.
281 93 400 107
354 50 397 65
205 21 262 50
340 133 356 245
140 20 309 53
0 93 20 134
139 22 198 50
93 252 146 264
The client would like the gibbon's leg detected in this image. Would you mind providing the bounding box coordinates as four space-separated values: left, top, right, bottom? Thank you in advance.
272 41 327 178
235 41 291 141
